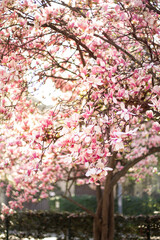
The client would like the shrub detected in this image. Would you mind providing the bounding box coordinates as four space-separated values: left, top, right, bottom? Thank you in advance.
115 193 160 215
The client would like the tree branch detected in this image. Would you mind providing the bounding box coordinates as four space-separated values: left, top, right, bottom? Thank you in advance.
111 146 160 187
94 33 142 66
61 1 87 18
13 8 96 60
146 1 160 14
43 22 96 60
61 194 96 217
77 44 86 67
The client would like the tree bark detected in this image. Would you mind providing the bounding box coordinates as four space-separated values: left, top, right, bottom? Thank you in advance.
93 216 102 240
101 180 114 240
90 148 160 240
93 197 102 240
93 175 115 240
108 189 114 240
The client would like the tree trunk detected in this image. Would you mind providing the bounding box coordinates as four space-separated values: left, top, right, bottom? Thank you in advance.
93 190 102 240
93 216 102 240
107 189 114 240
93 174 115 240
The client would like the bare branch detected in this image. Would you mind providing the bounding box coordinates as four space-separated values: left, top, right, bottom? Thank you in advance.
77 44 86 67
146 1 160 14
43 22 97 59
61 194 96 217
111 146 160 187
94 33 142 66
61 1 87 18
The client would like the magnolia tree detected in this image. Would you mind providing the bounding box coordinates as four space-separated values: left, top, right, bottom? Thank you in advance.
0 0 160 239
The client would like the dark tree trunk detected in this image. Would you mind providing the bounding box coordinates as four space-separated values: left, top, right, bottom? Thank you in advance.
93 191 102 240
92 147 160 240
107 189 114 240
93 174 115 240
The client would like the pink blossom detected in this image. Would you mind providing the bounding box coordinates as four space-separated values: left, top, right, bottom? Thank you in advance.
86 164 112 182
146 110 153 119
112 138 124 152
153 85 160 96
152 122 160 132
85 136 92 143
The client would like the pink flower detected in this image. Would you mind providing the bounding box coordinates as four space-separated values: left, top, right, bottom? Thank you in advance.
112 138 124 152
86 163 112 183
146 110 153 119
82 108 93 120
153 85 160 96
40 192 48 199
152 122 160 132
117 103 131 121
85 136 91 143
